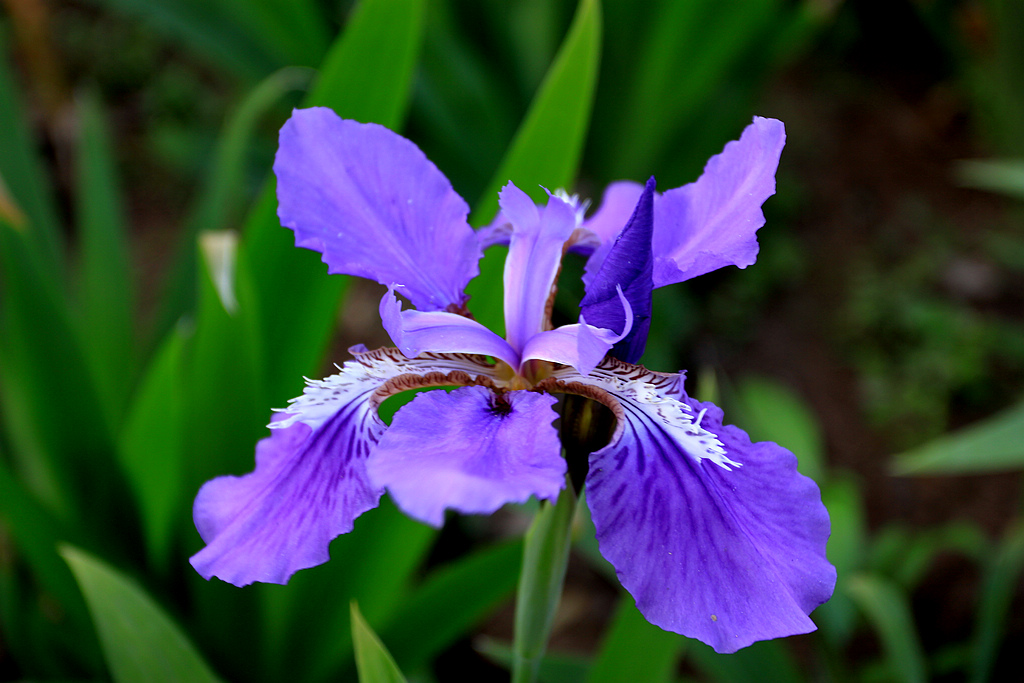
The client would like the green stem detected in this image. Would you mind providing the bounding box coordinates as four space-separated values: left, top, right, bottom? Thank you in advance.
511 482 578 683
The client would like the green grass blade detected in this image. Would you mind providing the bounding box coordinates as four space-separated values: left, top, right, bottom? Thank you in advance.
117 326 187 571
687 637 803 683
586 596 684 683
243 0 428 405
971 521 1024 683
846 573 928 683
183 231 266 491
0 218 111 516
381 540 524 671
465 0 602 335
154 66 314 342
61 545 224 683
0 36 64 271
74 90 135 428
84 0 280 78
0 459 100 670
733 376 826 483
351 601 408 683
892 400 1024 475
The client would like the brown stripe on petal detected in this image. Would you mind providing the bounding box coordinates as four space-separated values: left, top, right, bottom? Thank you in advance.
371 370 495 406
532 378 625 426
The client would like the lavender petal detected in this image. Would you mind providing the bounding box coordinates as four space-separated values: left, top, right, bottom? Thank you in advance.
653 117 785 287
563 360 834 653
274 108 481 310
366 386 566 527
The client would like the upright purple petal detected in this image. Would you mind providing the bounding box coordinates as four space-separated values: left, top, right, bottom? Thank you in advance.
560 359 834 653
380 288 519 368
652 117 785 288
501 183 579 353
366 386 565 527
275 108 481 310
574 180 646 254
580 177 656 363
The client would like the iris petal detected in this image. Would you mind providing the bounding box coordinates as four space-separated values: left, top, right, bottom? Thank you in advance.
652 117 785 287
501 183 579 353
274 108 481 310
558 359 834 653
367 386 565 527
380 287 519 368
580 177 656 363
190 347 499 585
189 411 384 586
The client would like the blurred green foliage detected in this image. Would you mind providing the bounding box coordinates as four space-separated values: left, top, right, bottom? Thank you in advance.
2 0 1024 682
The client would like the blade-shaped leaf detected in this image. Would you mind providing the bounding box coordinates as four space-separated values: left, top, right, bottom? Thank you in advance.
972 522 1024 683
586 595 684 683
846 573 927 683
61 544 224 683
892 400 1024 475
465 0 602 335
155 66 314 342
0 36 63 271
351 601 408 683
382 539 523 670
74 89 135 428
243 0 428 405
117 325 188 570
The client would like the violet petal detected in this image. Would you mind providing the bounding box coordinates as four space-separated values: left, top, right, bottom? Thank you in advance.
580 177 656 363
190 410 384 586
500 183 579 353
366 386 565 527
274 108 481 310
566 360 834 653
652 117 785 287
380 287 519 368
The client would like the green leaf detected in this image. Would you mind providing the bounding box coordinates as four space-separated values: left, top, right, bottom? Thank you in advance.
0 459 99 668
60 545 224 683
846 573 928 683
243 0 427 405
0 218 112 517
0 36 63 271
813 477 866 646
734 376 826 483
74 90 135 428
351 601 408 683
465 0 602 336
183 230 266 491
84 0 281 79
117 326 187 570
687 637 803 683
972 521 1024 683
586 596 684 683
513 485 578 683
892 400 1024 475
381 540 524 670
155 66 314 341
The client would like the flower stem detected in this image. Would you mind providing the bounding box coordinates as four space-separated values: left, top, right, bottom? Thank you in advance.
511 482 578 683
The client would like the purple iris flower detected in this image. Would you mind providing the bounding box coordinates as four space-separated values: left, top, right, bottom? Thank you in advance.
189 107 835 653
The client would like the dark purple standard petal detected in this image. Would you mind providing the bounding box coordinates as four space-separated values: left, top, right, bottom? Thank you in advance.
366 386 566 527
576 361 834 653
575 180 646 254
580 177 656 363
190 409 385 586
652 117 785 287
274 108 482 311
